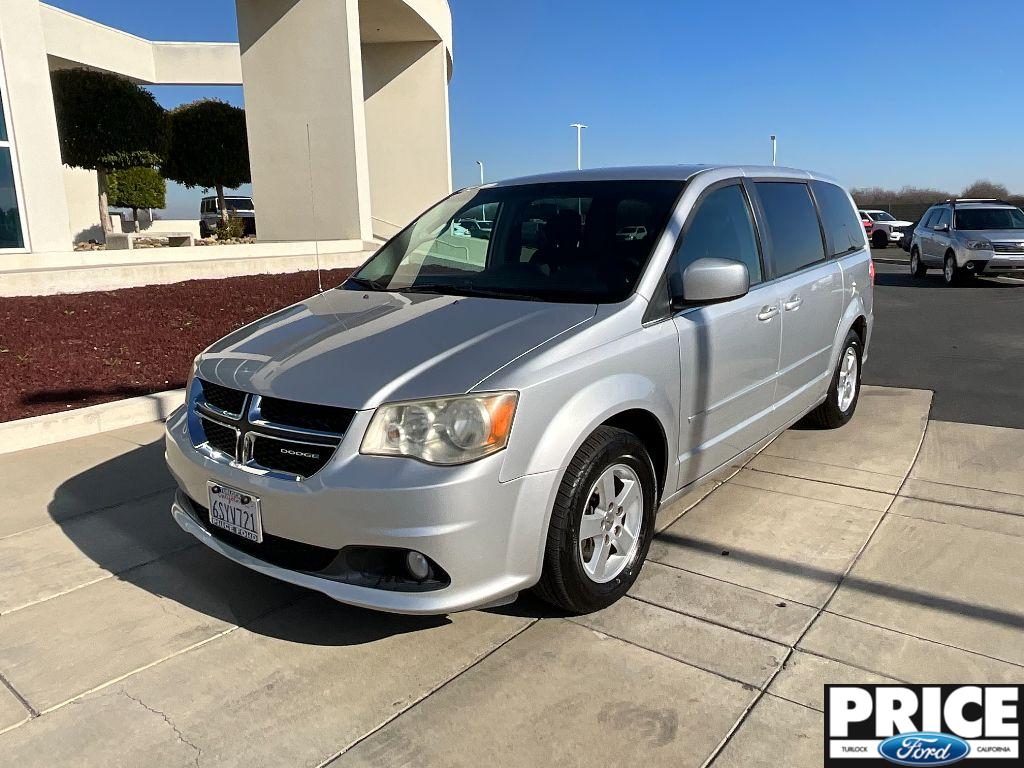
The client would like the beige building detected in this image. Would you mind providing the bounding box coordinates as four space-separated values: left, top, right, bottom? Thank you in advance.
0 0 453 259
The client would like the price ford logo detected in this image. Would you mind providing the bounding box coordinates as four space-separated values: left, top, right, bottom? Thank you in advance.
824 685 1022 766
878 733 971 766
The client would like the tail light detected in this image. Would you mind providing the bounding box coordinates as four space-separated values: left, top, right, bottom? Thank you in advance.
869 258 876 285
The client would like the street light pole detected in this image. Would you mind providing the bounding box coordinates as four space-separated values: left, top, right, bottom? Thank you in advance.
770 135 777 167
570 123 588 171
475 160 484 185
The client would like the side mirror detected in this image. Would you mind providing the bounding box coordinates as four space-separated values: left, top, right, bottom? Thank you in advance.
934 223 950 233
672 257 750 310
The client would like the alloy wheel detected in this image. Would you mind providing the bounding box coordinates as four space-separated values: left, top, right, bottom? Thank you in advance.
837 346 858 413
578 463 644 583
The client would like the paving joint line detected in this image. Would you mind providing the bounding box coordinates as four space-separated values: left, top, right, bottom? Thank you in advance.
702 403 933 767
758 451 905 479
889 509 1024 538
0 541 199 617
641 559 820 610
316 619 539 767
0 484 177 544
725 476 892 511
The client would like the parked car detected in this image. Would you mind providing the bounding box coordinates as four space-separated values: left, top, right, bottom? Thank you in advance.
456 218 493 239
616 225 648 241
900 219 919 253
166 164 873 615
200 196 256 238
910 199 1024 285
860 209 914 249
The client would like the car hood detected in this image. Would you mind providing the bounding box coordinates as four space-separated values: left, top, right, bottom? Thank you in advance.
958 229 1024 243
195 288 596 409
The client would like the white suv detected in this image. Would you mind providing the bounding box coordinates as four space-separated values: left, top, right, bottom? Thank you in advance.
860 209 913 249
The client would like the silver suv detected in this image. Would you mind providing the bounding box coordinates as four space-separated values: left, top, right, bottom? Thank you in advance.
910 199 1024 285
165 165 873 615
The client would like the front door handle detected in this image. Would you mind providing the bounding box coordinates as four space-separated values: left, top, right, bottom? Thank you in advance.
757 304 780 321
783 295 803 311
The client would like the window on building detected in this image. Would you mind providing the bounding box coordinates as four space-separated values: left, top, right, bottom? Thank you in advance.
0 79 25 250
754 182 825 277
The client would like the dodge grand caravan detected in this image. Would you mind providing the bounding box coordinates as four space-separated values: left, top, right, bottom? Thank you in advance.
165 165 873 615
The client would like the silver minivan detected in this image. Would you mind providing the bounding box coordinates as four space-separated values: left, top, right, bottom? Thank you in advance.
165 165 873 615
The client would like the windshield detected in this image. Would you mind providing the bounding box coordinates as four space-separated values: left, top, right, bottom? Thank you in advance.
348 180 684 303
955 207 1024 230
869 211 896 221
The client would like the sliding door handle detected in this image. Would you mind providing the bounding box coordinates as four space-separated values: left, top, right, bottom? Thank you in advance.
757 305 780 321
783 295 803 311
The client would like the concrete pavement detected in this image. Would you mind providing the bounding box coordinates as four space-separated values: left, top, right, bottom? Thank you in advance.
1 386 1022 766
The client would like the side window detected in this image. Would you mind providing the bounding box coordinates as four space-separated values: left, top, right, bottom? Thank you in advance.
920 209 936 228
672 184 762 286
812 181 866 256
934 208 951 230
754 182 826 277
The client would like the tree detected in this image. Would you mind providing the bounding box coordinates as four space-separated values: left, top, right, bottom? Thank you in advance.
961 180 1010 199
161 100 250 225
50 68 168 238
107 167 166 231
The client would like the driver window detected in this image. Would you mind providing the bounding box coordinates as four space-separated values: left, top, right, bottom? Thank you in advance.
934 208 951 230
672 184 762 288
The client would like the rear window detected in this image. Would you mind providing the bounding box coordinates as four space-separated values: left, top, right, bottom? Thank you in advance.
954 207 1024 230
754 182 826 277
812 181 866 256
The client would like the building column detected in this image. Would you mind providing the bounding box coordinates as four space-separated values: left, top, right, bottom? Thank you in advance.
362 40 451 237
235 0 373 243
0 0 74 252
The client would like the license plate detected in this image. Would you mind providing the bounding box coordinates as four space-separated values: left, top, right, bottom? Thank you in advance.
207 482 263 543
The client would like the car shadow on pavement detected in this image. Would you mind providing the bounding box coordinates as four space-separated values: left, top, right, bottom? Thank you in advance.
48 439 451 646
875 273 1014 289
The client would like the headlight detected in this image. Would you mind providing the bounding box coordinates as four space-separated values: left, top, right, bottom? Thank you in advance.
361 392 518 465
966 239 993 250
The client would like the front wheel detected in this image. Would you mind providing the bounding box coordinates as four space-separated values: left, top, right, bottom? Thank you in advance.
944 253 962 286
910 248 927 277
805 330 862 429
534 426 657 614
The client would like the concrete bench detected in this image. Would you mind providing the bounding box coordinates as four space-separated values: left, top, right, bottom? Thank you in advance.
106 231 194 250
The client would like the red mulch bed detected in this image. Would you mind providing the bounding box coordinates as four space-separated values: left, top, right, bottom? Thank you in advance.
0 268 352 423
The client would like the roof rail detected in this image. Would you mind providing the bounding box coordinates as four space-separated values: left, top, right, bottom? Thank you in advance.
941 198 1015 207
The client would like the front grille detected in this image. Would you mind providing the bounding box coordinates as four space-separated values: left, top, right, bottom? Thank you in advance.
190 379 352 480
251 435 334 477
992 242 1024 253
200 416 237 457
189 499 340 572
259 397 355 434
199 380 246 416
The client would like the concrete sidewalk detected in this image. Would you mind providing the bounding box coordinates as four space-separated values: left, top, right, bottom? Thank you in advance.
1 386 1021 766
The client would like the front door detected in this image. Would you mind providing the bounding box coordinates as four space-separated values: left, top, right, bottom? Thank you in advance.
670 182 781 487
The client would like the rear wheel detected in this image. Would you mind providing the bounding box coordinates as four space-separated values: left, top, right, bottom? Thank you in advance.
534 426 657 614
805 329 862 429
872 230 888 249
910 248 927 277
944 253 962 286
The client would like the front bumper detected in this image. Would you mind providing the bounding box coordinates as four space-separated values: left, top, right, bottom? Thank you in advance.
164 405 558 614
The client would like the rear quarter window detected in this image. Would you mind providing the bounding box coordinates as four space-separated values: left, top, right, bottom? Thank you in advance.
754 182 826 277
812 181 866 256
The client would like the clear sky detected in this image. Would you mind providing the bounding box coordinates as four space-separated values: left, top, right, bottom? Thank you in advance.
47 0 1024 218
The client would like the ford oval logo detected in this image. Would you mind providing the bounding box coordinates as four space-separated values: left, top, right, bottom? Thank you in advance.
878 733 970 766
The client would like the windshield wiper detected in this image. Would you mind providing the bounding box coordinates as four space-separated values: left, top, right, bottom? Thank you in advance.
398 284 543 302
344 275 386 290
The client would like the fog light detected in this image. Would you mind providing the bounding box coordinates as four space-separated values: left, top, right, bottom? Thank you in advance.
406 551 430 581
966 261 975 270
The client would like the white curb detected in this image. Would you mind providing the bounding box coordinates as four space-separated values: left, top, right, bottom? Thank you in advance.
0 389 185 455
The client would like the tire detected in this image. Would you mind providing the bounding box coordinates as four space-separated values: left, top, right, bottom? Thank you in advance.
534 426 657 614
199 222 211 238
910 247 927 277
943 253 962 286
872 230 888 249
805 330 862 429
